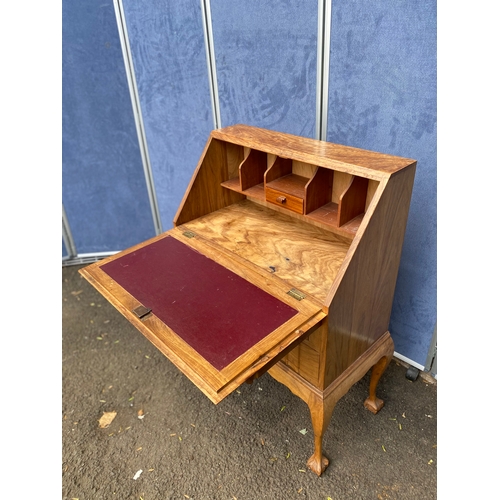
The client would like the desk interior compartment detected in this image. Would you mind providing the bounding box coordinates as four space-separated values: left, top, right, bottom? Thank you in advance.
219 139 378 236
220 144 268 200
264 157 317 213
305 169 374 232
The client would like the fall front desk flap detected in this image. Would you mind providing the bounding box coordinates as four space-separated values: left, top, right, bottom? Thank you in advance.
79 231 325 403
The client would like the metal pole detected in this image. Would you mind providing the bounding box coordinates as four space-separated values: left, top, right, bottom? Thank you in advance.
315 0 332 141
62 203 77 259
201 0 221 129
113 0 163 235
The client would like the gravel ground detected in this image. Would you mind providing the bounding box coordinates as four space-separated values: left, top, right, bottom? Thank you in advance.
62 263 437 500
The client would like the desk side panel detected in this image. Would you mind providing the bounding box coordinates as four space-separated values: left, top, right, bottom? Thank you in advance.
174 137 245 225
324 164 416 385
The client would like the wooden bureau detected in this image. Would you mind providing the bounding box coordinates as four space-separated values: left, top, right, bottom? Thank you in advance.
79 124 416 475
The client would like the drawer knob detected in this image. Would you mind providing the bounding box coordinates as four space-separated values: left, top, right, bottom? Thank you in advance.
276 195 287 204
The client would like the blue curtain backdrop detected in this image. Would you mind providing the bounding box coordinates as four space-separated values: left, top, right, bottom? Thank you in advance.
121 0 214 231
62 0 436 367
62 0 155 254
210 0 318 138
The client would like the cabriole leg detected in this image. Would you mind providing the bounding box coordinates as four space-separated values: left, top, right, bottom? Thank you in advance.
363 355 391 414
306 394 337 476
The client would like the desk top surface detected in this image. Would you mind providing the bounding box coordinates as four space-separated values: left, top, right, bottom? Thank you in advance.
212 124 416 176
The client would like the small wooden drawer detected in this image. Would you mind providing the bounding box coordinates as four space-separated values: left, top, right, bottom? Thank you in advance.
266 187 304 214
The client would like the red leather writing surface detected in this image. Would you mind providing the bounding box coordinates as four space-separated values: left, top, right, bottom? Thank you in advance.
101 236 298 370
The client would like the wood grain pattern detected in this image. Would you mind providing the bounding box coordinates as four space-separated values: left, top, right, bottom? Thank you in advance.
306 202 339 227
164 233 328 397
282 342 321 386
221 175 362 239
301 321 325 352
324 165 416 385
174 138 245 226
331 171 351 204
338 176 369 227
265 174 309 198
180 200 350 302
168 228 324 314
221 177 266 201
304 167 334 214
365 179 379 212
292 160 316 179
269 330 394 475
79 124 417 476
239 148 268 191
264 155 292 184
79 228 325 404
212 124 415 179
213 310 326 403
226 142 244 180
281 320 327 388
220 186 361 238
265 186 303 214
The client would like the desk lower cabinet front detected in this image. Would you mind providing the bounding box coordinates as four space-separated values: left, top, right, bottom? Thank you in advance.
80 125 416 476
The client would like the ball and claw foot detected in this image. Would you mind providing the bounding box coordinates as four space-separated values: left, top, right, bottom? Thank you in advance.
307 453 329 476
363 396 384 414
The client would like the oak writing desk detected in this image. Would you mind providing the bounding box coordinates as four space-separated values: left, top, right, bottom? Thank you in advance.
80 124 416 475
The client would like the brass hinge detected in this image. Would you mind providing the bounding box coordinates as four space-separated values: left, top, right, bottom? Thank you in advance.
182 230 196 238
287 288 306 301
